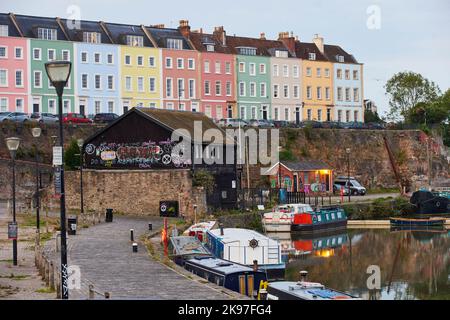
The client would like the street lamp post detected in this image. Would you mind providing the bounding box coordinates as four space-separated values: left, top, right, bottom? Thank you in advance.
346 148 351 203
6 137 20 266
77 139 84 215
45 60 72 300
31 127 42 247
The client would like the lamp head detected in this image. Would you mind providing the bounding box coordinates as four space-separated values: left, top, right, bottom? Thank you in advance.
77 139 84 149
5 137 20 152
31 127 42 138
45 61 72 90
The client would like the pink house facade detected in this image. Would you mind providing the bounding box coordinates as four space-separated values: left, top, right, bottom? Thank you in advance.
161 48 200 113
0 36 29 113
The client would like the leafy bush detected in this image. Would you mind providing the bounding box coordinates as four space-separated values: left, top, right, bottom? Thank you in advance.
64 139 81 171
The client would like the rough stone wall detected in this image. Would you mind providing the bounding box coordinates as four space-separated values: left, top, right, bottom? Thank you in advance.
63 169 206 218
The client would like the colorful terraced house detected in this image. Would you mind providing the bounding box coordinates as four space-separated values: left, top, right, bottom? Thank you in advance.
0 17 29 113
0 13 364 123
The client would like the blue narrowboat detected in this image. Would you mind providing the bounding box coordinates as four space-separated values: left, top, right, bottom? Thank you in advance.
184 256 267 297
265 281 360 300
390 217 446 227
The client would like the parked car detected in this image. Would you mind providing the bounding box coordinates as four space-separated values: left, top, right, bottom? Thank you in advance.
93 113 120 124
62 113 92 124
248 119 275 128
0 112 30 123
273 120 292 128
217 118 248 128
366 122 385 130
333 183 350 196
299 120 323 128
30 112 59 124
334 176 366 196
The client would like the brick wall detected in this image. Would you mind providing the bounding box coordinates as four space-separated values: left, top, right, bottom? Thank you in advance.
64 169 206 218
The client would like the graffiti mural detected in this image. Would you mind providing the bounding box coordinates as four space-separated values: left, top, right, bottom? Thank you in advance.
84 139 192 169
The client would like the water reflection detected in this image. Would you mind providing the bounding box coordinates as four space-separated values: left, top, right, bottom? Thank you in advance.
268 228 450 300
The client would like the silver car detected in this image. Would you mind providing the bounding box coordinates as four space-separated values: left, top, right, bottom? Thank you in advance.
0 112 30 123
30 112 59 124
217 118 249 128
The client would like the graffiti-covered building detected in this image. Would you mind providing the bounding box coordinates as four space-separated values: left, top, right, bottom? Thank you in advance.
82 107 238 209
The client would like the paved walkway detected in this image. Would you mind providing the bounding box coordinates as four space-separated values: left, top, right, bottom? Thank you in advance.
59 216 232 300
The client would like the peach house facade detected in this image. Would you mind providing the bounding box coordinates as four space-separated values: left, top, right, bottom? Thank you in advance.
0 36 29 113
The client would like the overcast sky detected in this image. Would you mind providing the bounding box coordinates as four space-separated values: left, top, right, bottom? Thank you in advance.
2 0 449 116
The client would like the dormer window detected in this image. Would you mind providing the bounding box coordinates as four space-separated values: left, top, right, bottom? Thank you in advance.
206 44 215 52
275 50 288 58
126 35 144 47
167 38 183 50
83 32 101 43
308 52 316 60
238 47 257 56
0 25 8 37
37 28 57 40
337 55 344 62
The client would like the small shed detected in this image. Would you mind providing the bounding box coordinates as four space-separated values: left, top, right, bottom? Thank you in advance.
266 161 333 193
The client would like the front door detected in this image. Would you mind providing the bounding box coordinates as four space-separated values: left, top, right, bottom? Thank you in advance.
33 103 39 113
262 106 268 120
227 105 233 118
295 107 300 125
79 104 85 116
293 174 298 192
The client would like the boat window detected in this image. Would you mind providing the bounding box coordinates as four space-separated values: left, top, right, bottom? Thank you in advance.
317 215 322 222
337 211 342 218
331 213 335 219
326 214 329 220
239 276 246 295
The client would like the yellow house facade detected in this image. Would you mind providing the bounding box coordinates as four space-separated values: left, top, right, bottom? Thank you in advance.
296 39 334 122
120 45 162 111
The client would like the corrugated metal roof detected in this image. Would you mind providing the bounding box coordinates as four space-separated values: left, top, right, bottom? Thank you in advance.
282 160 331 171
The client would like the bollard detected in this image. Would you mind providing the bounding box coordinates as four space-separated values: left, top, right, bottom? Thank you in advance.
105 208 113 223
148 223 152 231
105 292 110 299
49 262 55 290
88 284 95 299
130 229 134 241
132 243 138 253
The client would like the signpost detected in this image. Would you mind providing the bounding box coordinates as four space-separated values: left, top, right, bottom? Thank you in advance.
8 222 18 240
53 146 63 166
54 167 62 196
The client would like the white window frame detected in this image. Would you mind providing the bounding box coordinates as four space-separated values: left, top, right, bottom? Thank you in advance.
188 58 195 70
15 98 24 111
204 60 210 73
293 65 299 78
308 52 316 60
108 101 115 113
239 62 245 73
239 82 246 97
283 65 289 77
125 76 132 92
165 57 173 69
317 86 322 100
62 49 70 62
260 82 266 98
225 62 231 74
250 82 256 97
81 51 88 63
81 73 88 89
47 49 56 61
283 85 289 98
306 67 312 77
15 69 24 88
293 85 299 99
177 78 185 98
33 48 41 61
137 55 144 66
48 99 56 113
14 47 23 59
215 61 221 74
166 78 173 97
273 64 279 77
63 99 71 112
0 46 7 59
325 87 330 100
273 84 279 98
149 56 155 67
226 81 232 96
259 63 266 74
107 53 114 64
94 100 101 114
149 77 156 93
107 75 114 90
0 97 8 112
188 79 195 98
306 86 312 100
137 76 144 92
204 80 211 96
94 74 102 90
177 58 184 69
125 55 131 66
33 70 42 88
249 63 256 76
215 81 221 96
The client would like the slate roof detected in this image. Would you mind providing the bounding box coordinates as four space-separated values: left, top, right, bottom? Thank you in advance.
225 35 289 57
282 160 331 171
11 14 69 40
0 13 21 37
145 26 192 49
103 22 153 47
58 18 113 44
294 41 329 61
323 44 359 64
188 31 234 54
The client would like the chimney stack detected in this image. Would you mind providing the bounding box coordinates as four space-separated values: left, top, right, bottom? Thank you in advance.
178 20 191 38
312 34 324 53
213 26 226 46
260 32 266 40
278 31 295 55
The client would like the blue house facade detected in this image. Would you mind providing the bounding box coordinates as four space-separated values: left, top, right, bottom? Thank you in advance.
74 42 120 116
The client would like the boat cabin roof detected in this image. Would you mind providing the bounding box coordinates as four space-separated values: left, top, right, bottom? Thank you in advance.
186 256 263 275
170 236 210 256
275 204 314 212
269 281 359 300
184 221 218 235
208 228 279 246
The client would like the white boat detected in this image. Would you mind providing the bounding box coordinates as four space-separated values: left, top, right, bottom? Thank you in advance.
183 220 218 242
266 281 360 300
205 227 285 280
262 204 314 232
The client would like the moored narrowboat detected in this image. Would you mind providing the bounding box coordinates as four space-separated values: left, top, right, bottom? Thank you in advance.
205 228 285 280
184 256 267 297
169 236 211 266
291 206 348 233
389 217 446 227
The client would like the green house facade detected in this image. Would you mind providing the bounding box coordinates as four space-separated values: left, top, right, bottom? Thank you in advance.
29 39 75 114
235 54 271 120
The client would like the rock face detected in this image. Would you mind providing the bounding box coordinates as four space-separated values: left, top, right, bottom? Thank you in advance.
245 128 449 191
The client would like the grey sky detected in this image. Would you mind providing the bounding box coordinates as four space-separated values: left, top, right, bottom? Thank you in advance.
2 0 449 116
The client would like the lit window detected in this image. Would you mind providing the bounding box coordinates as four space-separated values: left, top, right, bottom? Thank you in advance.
83 32 101 43
167 38 183 50
126 35 143 47
38 28 57 40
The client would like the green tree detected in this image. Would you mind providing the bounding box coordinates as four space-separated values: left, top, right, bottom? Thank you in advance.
385 71 441 120
364 109 383 123
65 139 81 171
